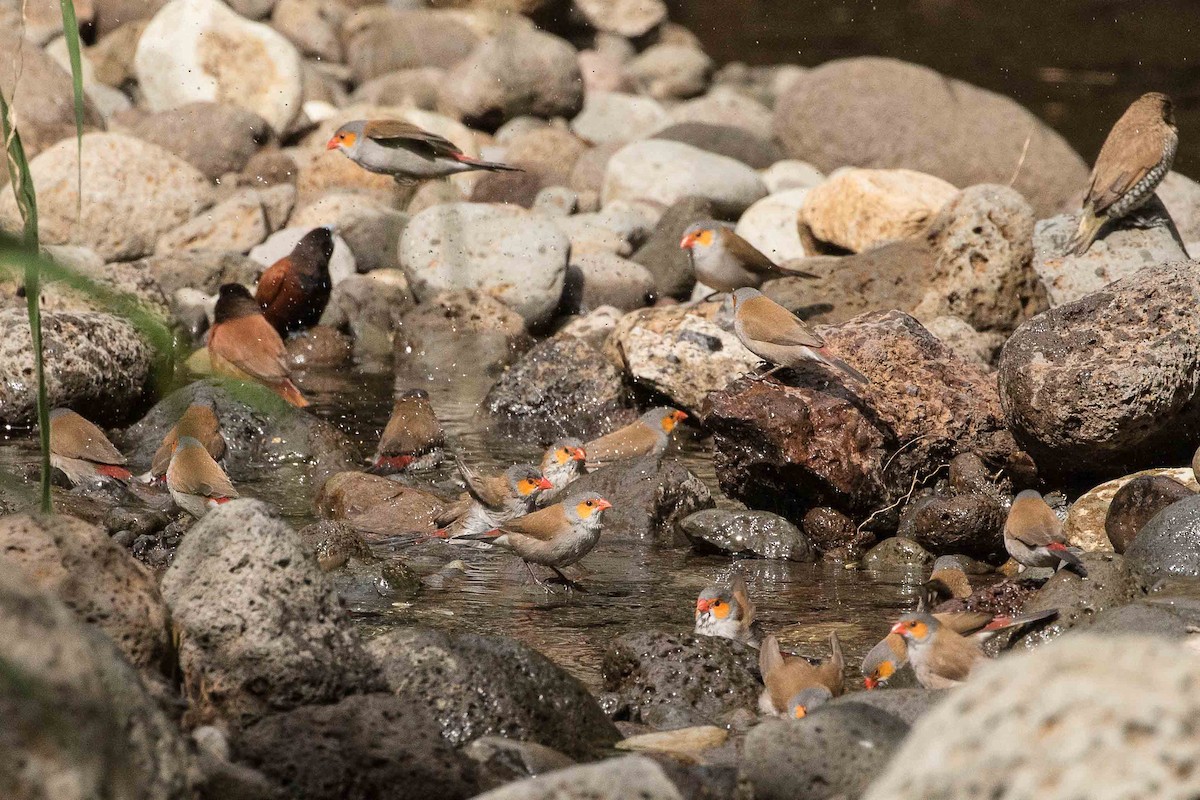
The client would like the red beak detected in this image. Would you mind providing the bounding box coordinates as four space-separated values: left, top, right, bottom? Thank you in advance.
864 677 878 690
572 447 587 461
890 622 907 635
325 136 340 151
696 599 711 613
536 477 553 490
672 411 688 422
596 498 613 511
679 233 696 249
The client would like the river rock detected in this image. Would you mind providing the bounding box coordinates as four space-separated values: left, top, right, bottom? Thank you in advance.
999 261 1200 481
896 486 1006 560
441 25 583 129
562 251 655 313
570 454 714 545
573 0 666 37
1032 196 1187 306
113 102 270 180
1017 553 1143 649
473 756 681 800
0 132 212 261
341 8 479 83
1085 598 1200 640
0 309 157 427
1158 171 1200 244
653 122 782 170
1064 467 1199 553
801 168 957 253
156 188 270 254
508 127 589 184
271 0 343 61
862 536 933 570
763 160 827 193
669 87 775 142
863 635 1200 800
826 687 944 726
289 192 408 273
679 508 816 561
733 189 810 264
136 250 263 297
237 693 480 800
630 196 712 298
322 270 414 360
570 91 670 145
0 513 171 675
741 704 910 800
922 315 1003 367
803 506 875 559
136 0 303 132
1106 475 1197 554
775 57 1087 217
602 630 761 726
368 628 620 758
603 140 767 216
1125 494 1200 580
161 500 380 727
626 44 713 101
704 310 1029 525
399 203 569 326
351 67 445 110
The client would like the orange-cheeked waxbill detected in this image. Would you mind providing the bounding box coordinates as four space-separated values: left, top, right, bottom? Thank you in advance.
758 632 845 717
441 460 553 539
327 119 521 182
584 408 687 469
48 408 131 485
539 438 587 503
255 226 335 335
207 283 309 407
890 612 984 690
679 220 817 293
694 573 760 647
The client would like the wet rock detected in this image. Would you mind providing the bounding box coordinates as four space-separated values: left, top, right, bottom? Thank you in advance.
1126 494 1200 580
290 193 409 273
0 562 191 800
472 756 683 800
136 0 302 132
1106 475 1196 554
299 519 371 571
862 635 1200 800
120 379 359 486
1032 196 1187 306
602 630 761 726
284 326 353 369
4 251 169 316
1063 467 1199 553
368 628 620 758
862 536 933 570
162 500 381 727
562 251 655 314
441 25 583 129
704 311 1029 526
626 44 713 101
571 454 714 545
103 505 171 538
1016 553 1142 649
112 102 270 180
251 225 356 286
341 8 478 83
136 250 263 298
157 188 271 254
652 122 781 170
897 489 1006 561
399 203 569 326
237 693 480 800
0 132 212 261
630 196 713 298
826 687 944 726
570 91 670 145
0 309 158 427
803 506 874 559
669 87 775 142
464 736 576 784
998 261 1200 481
395 289 532 382
801 167 957 253
0 513 170 675
775 57 1087 217
573 0 666 37
1158 171 1200 244
741 703 909 800
1084 599 1200 640
321 270 414 361
603 140 767 216
679 508 816 561
733 188 810 264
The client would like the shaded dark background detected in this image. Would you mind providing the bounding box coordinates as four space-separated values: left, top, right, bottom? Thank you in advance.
668 0 1199 174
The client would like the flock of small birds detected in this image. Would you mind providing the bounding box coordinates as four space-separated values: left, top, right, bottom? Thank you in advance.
41 88 1178 713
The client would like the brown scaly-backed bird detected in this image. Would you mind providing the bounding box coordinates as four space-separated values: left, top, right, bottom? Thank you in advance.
721 288 868 384
367 389 445 475
255 226 335 335
48 408 131 485
584 408 687 469
758 632 845 717
144 397 226 482
166 436 238 518
679 220 817 293
207 283 309 407
1004 490 1086 576
539 438 587 503
694 573 760 647
1069 92 1178 255
441 460 552 539
327 119 521 182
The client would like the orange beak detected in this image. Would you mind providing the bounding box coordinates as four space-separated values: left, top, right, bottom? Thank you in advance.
679 233 697 249
572 447 587 461
889 622 908 636
864 677 878 690
671 411 688 423
536 477 553 490
696 599 711 614
596 498 613 511
793 706 807 719
325 135 340 151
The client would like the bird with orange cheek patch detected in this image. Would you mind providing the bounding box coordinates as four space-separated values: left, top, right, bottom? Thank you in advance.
890 612 985 690
786 686 833 720
48 408 131 486
327 119 521 183
758 632 845 717
1005 490 1087 576
694 574 760 647
143 397 226 483
255 226 335 335
441 460 553 539
460 492 612 591
166 436 238 519
367 389 445 475
584 408 687 469
206 283 309 407
538 438 587 503
679 220 817 294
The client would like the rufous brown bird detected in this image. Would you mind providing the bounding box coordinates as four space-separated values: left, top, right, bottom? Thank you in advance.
539 438 587 502
327 119 521 182
367 389 445 475
694 573 760 647
720 288 868 384
166 436 238 518
144 397 226 482
442 460 552 538
1069 92 1178 255
1004 490 1086 575
461 491 611 590
584 408 687 469
207 283 309 407
890 612 983 689
255 226 335 335
758 632 845 716
48 408 131 485
679 220 817 293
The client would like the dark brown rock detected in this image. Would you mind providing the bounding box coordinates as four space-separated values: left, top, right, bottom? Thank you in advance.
1106 475 1196 554
897 491 1006 561
802 506 875 560
284 325 353 369
569 454 714 545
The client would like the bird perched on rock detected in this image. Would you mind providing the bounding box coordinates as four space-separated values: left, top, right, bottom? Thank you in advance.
719 288 868 384
584 408 687 469
758 632 844 717
327 119 521 182
694 573 760 647
1069 92 1178 255
255 227 335 335
460 492 612 590
207 283 308 407
889 612 983 689
367 389 445 475
539 438 587 502
1004 490 1086 576
48 408 131 485
166 436 238 518
679 221 817 293
144 397 227 482
442 460 552 538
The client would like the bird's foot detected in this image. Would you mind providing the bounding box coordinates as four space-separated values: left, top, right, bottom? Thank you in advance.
548 566 588 593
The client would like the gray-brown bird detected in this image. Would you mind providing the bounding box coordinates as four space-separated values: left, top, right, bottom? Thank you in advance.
166 436 238 518
758 632 845 717
48 408 131 485
144 397 226 481
1004 489 1086 575
327 119 521 182
1069 92 1178 255
441 460 552 539
694 573 760 647
889 613 983 690
367 389 445 475
584 408 687 469
539 438 587 503
679 221 817 293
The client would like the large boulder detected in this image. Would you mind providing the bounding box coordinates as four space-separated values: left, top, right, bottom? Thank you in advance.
863 636 1200 800
1126 494 1200 580
111 102 271 181
569 454 714 545
341 8 478 83
998 261 1200 481
775 57 1087 217
603 140 767 217
160 500 381 727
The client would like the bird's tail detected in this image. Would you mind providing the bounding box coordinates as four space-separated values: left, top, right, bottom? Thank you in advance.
775 263 819 279
814 348 870 384
1047 542 1088 576
1067 207 1105 256
365 455 414 476
275 380 309 408
455 154 523 173
828 630 844 673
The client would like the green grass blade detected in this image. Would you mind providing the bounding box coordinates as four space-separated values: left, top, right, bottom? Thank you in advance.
58 0 86 226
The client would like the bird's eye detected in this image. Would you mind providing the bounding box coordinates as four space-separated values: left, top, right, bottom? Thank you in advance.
712 600 723 608
585 500 595 507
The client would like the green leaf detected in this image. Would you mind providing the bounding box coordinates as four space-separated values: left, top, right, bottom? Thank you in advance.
57 0 86 227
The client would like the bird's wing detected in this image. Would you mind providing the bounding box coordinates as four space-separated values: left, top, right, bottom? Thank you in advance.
1008 502 1065 547
731 575 756 635
936 611 994 635
455 456 505 508
171 448 237 498
254 261 288 310
926 630 983 683
585 423 658 465
362 120 464 159
1086 129 1171 215
497 504 566 542
149 428 180 476
738 296 826 348
723 230 781 275
211 316 292 383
